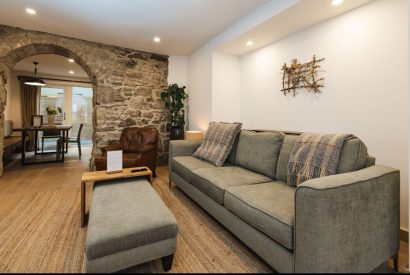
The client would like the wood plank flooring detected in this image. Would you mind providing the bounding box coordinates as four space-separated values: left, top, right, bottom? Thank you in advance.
0 148 408 273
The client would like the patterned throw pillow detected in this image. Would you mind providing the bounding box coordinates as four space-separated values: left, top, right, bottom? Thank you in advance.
193 122 242 167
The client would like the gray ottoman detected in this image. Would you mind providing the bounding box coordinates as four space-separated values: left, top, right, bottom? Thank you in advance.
85 178 178 273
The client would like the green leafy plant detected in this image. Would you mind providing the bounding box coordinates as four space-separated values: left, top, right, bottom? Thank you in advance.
160 83 188 128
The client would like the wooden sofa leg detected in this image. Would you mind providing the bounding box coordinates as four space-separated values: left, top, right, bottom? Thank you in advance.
162 254 174 271
393 253 399 271
153 170 157 178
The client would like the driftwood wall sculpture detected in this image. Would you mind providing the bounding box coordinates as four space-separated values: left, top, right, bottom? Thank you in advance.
281 55 325 96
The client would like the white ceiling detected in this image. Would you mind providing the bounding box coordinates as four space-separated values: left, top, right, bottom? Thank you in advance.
14 54 89 79
0 0 269 56
219 0 372 55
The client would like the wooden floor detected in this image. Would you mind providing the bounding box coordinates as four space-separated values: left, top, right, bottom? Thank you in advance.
0 148 408 273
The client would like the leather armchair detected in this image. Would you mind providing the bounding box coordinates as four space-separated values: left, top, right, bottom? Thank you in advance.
95 127 159 176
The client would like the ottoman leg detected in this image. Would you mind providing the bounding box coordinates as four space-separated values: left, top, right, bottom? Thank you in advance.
162 254 174 271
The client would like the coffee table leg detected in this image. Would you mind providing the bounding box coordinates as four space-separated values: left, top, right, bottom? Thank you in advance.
81 180 85 227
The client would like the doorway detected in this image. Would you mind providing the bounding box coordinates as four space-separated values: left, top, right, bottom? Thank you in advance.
3 53 95 165
39 84 93 146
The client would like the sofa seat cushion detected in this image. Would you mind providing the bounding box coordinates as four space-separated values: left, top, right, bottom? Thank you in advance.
225 182 295 250
172 156 217 182
190 167 272 205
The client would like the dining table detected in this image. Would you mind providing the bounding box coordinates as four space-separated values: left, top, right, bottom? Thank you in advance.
13 125 72 165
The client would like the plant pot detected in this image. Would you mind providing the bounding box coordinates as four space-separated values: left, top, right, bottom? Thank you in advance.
48 115 56 125
170 126 184 140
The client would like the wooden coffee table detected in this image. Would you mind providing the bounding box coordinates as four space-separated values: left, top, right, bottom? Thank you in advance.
80 167 152 227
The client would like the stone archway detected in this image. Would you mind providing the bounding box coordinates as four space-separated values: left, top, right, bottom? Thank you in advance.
0 25 170 177
0 44 98 175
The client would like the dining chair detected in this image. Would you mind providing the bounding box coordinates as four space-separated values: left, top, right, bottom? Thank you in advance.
42 129 62 154
59 123 84 159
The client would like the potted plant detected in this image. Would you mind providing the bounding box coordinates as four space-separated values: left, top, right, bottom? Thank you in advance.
160 83 188 140
46 105 62 125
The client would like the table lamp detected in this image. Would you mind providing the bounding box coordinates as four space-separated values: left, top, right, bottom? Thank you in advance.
185 130 204 141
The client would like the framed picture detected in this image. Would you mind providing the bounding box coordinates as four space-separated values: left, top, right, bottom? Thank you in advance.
32 115 43 127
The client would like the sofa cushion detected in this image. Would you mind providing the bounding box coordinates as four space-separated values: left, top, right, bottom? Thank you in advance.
225 182 295 250
276 134 369 182
172 156 216 182
277 135 299 182
226 133 240 164
190 166 272 205
193 122 242 166
235 131 284 178
337 138 368 173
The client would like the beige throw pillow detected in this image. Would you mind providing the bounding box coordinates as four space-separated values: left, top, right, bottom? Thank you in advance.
193 122 242 167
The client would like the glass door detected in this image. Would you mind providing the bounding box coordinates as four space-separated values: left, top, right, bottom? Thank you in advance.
39 86 66 125
72 87 93 145
39 85 93 146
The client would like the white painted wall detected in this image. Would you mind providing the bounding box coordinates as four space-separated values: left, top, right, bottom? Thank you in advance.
188 48 213 130
408 0 410 266
168 56 188 87
187 0 299 130
239 0 409 230
212 52 241 122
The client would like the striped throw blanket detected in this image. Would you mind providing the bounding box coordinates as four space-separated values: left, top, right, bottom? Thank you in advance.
287 133 353 186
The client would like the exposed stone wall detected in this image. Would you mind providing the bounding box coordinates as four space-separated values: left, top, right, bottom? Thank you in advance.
0 24 170 175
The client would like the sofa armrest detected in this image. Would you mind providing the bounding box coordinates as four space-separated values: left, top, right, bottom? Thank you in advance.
294 165 400 273
168 140 202 179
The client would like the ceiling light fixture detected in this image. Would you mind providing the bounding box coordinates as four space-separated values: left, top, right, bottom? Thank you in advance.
331 0 344 6
153 37 161 43
69 70 74 74
25 8 36 15
68 58 74 63
24 62 45 86
246 41 254 46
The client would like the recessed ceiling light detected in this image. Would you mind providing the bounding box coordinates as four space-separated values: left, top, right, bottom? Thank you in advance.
246 41 254 46
69 70 74 74
68 58 74 63
153 37 161 43
331 0 343 6
25 8 36 15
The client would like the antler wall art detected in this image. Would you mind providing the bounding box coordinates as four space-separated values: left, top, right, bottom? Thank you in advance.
281 55 325 97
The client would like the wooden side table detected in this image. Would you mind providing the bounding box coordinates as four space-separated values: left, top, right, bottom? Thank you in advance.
80 166 153 227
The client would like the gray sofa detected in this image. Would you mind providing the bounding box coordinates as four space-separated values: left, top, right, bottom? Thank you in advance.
168 130 400 273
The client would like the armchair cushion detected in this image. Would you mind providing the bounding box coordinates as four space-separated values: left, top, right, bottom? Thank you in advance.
101 144 123 156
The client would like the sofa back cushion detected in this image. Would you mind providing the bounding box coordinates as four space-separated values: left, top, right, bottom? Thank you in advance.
234 130 284 179
276 134 369 182
337 138 368 173
226 134 240 164
276 135 299 183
